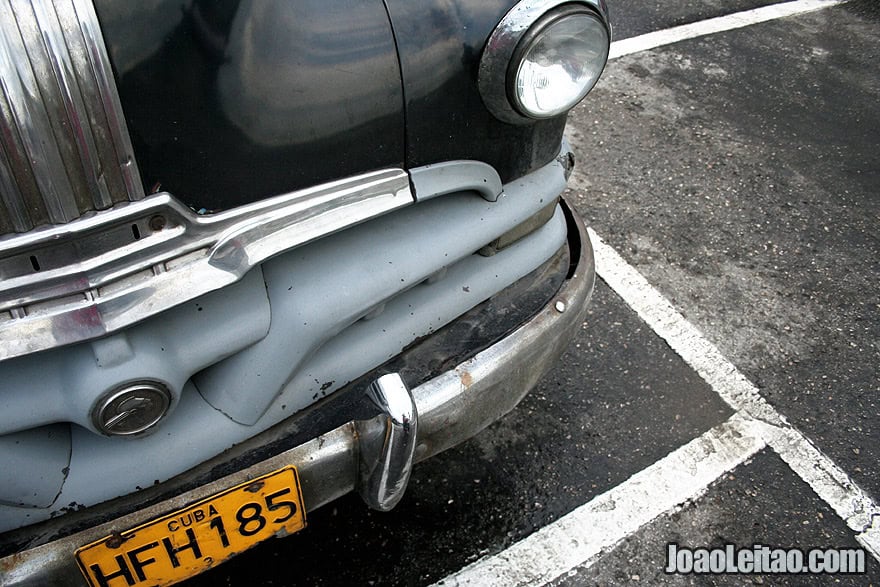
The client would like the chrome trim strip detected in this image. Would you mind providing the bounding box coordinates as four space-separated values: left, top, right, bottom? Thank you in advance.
0 0 144 236
31 0 111 210
0 197 595 587
70 0 145 204
0 0 78 225
477 0 610 124
0 169 413 361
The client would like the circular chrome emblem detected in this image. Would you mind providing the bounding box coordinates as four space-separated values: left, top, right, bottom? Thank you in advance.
93 382 172 436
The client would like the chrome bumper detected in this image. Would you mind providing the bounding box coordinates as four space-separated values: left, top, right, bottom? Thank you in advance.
0 199 594 586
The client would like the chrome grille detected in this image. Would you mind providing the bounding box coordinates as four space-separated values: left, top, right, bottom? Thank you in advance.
0 0 144 236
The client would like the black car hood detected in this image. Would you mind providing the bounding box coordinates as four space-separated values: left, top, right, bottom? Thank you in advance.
95 0 405 211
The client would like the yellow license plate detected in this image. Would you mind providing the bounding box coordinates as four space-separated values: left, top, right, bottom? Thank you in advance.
76 466 306 587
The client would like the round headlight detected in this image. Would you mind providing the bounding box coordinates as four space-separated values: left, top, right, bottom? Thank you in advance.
510 9 610 118
478 1 611 124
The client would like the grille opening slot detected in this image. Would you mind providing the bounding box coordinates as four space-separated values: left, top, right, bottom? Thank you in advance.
29 255 40 272
131 224 141 240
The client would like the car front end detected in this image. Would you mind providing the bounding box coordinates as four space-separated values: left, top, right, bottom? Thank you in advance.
0 0 609 585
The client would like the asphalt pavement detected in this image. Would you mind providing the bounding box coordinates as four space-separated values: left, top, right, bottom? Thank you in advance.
184 1 879 584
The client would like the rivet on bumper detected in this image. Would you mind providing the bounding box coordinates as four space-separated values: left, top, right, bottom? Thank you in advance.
356 374 418 512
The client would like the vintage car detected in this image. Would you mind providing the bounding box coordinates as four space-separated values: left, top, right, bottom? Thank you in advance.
0 0 609 584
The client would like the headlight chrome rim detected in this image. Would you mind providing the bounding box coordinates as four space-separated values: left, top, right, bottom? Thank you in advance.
478 0 611 125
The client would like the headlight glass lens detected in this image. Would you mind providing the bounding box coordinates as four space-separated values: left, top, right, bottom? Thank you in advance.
513 12 609 118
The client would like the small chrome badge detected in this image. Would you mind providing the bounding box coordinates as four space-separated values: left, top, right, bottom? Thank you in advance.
93 382 172 436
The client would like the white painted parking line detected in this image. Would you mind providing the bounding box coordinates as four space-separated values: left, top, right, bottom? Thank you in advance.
589 229 880 560
437 2 874 583
434 414 767 587
760 423 880 557
586 230 780 423
609 0 849 60
436 226 878 585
